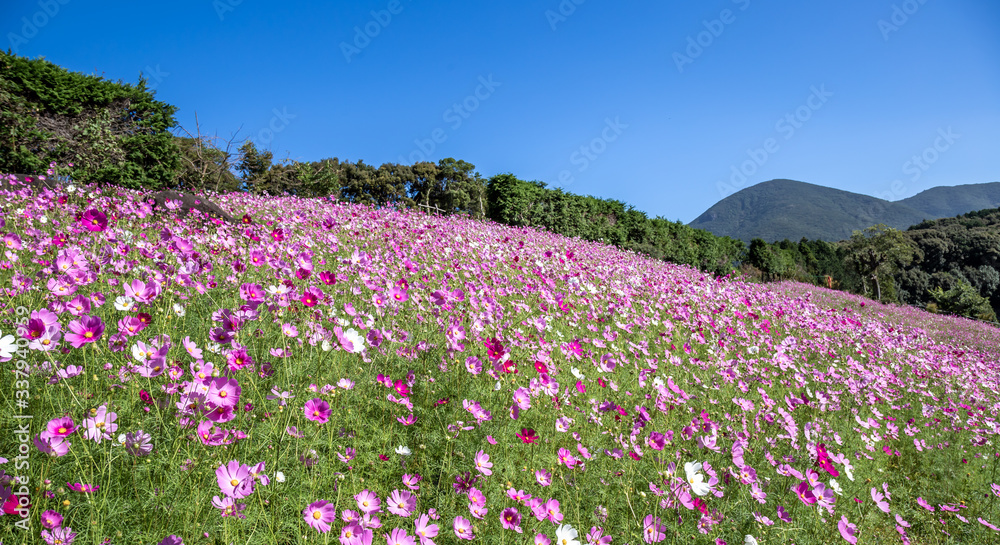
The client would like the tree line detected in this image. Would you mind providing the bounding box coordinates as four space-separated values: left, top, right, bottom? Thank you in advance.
746 213 1000 323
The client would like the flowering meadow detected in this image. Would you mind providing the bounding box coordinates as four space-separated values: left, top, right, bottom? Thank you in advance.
2 179 1000 545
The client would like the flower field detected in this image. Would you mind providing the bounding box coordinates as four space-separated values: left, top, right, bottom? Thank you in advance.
2 179 1000 545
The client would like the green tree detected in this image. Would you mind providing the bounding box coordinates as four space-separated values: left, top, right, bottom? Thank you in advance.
235 141 273 194
0 52 180 189
928 280 998 323
845 224 920 302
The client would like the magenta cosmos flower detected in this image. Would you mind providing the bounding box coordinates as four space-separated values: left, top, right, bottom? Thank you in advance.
304 398 331 423
303 500 336 533
65 315 104 348
44 416 76 439
81 209 107 232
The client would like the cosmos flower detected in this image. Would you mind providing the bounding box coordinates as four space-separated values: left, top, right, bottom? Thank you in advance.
304 398 331 423
453 516 474 541
684 462 711 496
65 315 104 348
81 208 107 231
303 500 336 533
555 524 581 545
356 489 382 514
473 450 492 475
216 460 253 499
838 515 858 544
387 489 416 518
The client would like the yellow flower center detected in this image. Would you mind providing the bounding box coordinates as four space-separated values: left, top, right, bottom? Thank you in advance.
219 391 227 398
230 479 239 487
58 427 67 434
84 332 93 338
313 511 322 520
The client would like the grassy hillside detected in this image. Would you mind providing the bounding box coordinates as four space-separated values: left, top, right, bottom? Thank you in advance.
3 181 1000 545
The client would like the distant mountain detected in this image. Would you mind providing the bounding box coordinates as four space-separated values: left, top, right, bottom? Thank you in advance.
689 179 1000 243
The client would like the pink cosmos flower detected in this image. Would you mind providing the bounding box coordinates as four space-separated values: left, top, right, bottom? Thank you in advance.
34 434 70 457
340 522 372 545
453 516 475 541
65 315 104 348
642 514 666 543
356 489 382 514
41 527 77 545
871 487 890 513
216 460 253 499
304 398 331 423
518 428 539 444
838 515 858 544
544 498 564 524
414 513 439 545
67 482 99 493
388 489 416 518
474 450 493 476
402 473 422 491
303 500 336 533
386 528 416 545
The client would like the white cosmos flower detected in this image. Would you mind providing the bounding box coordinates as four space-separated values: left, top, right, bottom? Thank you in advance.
342 329 365 353
684 461 711 496
275 471 286 483
571 367 584 380
172 303 186 317
829 479 843 495
321 340 332 352
745 535 759 545
114 296 135 311
395 445 412 456
0 332 17 359
555 524 580 545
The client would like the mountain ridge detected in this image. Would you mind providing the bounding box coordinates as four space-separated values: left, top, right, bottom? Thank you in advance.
689 179 1000 242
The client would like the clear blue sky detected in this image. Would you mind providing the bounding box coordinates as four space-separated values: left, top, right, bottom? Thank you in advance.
4 0 999 223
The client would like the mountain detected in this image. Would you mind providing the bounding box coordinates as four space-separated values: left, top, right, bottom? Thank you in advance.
689 179 1000 243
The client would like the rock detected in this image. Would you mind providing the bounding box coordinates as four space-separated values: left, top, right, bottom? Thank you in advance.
150 190 235 223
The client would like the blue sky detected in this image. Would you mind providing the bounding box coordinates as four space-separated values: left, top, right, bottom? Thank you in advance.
4 0 999 223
